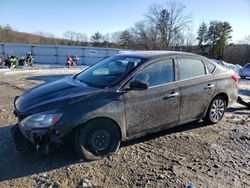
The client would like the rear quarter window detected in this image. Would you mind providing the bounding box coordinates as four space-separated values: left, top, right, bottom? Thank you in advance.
206 61 216 73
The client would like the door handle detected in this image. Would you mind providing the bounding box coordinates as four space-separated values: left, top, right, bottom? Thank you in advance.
204 84 215 90
163 91 180 100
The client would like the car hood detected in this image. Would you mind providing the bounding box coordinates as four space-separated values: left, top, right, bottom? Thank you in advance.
16 77 103 114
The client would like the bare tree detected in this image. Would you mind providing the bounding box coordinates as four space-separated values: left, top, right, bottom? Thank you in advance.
74 32 88 45
0 24 13 43
238 35 250 45
63 31 77 41
145 0 191 49
183 27 196 46
110 31 122 44
132 21 158 50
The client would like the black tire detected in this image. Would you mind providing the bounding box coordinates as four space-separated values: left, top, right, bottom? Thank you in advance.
74 118 121 160
203 96 226 124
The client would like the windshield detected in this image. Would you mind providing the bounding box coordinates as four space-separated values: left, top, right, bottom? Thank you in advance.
75 55 146 88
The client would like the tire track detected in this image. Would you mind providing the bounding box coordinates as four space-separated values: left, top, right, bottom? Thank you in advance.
0 81 27 92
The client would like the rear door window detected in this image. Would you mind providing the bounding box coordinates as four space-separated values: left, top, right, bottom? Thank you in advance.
178 58 206 80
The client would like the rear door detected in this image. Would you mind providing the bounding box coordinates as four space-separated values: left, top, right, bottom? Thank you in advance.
177 57 216 122
122 58 181 136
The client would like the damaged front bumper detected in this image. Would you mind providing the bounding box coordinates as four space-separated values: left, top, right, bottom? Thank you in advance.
12 96 69 154
11 124 34 152
11 123 63 153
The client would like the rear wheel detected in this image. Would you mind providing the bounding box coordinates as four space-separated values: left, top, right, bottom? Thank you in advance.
204 96 226 124
74 118 121 160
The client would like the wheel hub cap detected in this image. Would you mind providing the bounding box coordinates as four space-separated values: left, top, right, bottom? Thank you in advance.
210 99 225 122
90 130 110 151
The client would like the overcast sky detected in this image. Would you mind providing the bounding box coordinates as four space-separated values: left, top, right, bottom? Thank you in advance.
0 0 249 42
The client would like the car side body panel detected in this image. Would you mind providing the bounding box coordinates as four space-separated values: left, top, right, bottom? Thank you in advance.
123 82 181 137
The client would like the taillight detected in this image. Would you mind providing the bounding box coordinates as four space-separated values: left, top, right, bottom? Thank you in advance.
231 74 239 82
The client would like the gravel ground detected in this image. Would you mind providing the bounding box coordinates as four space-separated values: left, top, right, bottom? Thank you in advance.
0 69 249 188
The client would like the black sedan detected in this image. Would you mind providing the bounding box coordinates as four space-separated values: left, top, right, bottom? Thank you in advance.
12 51 238 160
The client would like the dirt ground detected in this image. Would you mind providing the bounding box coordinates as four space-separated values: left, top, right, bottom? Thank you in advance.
0 68 249 188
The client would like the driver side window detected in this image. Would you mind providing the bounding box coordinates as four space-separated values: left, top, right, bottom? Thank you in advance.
134 59 175 87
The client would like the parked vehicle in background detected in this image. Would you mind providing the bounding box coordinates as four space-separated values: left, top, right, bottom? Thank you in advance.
232 64 242 74
5 55 19 68
12 51 238 160
239 63 250 79
212 59 227 67
18 56 26 66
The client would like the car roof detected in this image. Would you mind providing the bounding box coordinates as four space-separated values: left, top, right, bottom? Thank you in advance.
116 50 200 59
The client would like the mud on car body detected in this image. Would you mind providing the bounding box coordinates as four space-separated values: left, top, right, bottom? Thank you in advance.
12 51 238 160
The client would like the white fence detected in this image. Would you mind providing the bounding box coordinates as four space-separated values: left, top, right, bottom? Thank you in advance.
0 43 122 65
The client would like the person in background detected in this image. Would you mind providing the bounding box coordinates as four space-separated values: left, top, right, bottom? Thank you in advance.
72 55 80 66
0 55 4 66
66 55 73 68
5 54 11 67
26 52 33 66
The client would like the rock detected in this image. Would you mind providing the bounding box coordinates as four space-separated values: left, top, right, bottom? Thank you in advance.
78 179 92 188
213 164 220 168
41 173 47 178
172 159 181 165
120 175 126 181
239 135 250 141
157 174 165 180
192 158 200 162
209 156 215 161
53 181 60 187
82 182 88 187
38 177 47 183
187 166 192 170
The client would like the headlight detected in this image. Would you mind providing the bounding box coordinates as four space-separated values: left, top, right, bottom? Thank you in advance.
20 112 63 129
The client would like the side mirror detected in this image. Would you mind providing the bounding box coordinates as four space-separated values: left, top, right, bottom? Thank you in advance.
129 80 149 90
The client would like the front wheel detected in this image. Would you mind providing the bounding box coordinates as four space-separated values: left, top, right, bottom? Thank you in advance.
203 96 226 124
74 119 121 160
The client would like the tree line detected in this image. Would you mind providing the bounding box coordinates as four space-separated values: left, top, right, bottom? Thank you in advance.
1 0 250 64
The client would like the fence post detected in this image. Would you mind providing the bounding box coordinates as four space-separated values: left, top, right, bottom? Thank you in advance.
3 43 6 58
55 46 59 64
31 45 35 63
82 47 85 65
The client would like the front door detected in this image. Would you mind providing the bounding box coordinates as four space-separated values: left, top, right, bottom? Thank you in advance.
122 58 181 136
